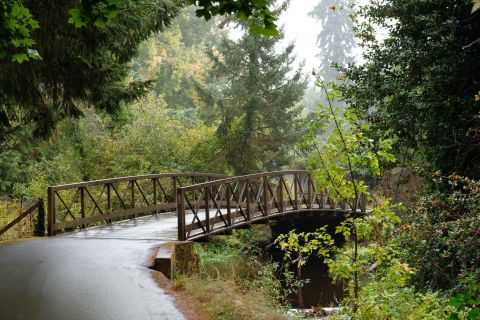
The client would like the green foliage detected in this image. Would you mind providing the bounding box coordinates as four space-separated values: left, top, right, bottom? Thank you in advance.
131 10 223 113
186 0 279 37
331 263 453 320
277 82 419 315
0 0 181 142
0 0 40 63
184 229 304 319
68 0 121 29
448 278 480 320
301 83 395 206
27 94 229 199
340 0 480 178
199 24 307 174
0 128 34 196
401 175 480 292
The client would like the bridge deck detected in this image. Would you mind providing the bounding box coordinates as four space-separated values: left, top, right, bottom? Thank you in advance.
59 212 180 241
59 204 356 242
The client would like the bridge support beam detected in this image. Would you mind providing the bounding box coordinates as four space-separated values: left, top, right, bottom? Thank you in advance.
152 241 199 279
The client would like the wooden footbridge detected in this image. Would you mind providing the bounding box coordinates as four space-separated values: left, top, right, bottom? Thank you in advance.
1 171 367 241
0 170 368 320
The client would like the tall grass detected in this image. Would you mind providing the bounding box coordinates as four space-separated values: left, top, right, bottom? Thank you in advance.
175 228 300 320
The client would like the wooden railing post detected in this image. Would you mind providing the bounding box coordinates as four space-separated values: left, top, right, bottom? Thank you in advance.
360 193 367 213
106 183 112 223
47 187 56 236
130 180 135 207
177 189 186 241
80 187 86 229
293 174 299 210
205 187 210 233
152 179 157 205
80 187 85 219
245 181 251 221
107 183 111 212
307 174 313 209
278 176 284 213
172 177 177 204
226 183 232 226
263 177 269 216
35 198 45 236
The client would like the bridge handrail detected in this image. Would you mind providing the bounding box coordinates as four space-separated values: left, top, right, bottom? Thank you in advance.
176 170 367 241
47 172 228 235
50 173 228 191
179 170 309 191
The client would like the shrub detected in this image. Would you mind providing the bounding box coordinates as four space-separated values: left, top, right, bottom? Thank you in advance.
401 175 480 292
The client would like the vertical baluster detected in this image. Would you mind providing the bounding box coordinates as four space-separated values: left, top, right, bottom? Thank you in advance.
80 187 85 228
177 189 186 241
246 181 251 221
263 177 269 216
278 176 284 213
107 183 112 223
205 187 210 233
35 198 45 236
226 183 232 226
131 181 136 217
360 193 367 213
47 187 56 236
172 177 177 205
294 174 299 210
152 179 157 205
307 174 313 209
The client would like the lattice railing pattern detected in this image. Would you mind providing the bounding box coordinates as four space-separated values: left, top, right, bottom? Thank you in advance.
47 173 226 235
177 171 367 241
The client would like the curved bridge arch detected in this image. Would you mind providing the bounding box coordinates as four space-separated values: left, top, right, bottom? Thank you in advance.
177 170 366 241
47 171 366 239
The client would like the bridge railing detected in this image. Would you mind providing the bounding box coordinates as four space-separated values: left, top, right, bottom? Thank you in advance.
47 173 227 235
177 170 367 241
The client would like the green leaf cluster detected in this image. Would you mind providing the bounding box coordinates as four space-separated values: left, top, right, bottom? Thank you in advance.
68 0 121 29
340 0 480 178
195 24 306 174
186 0 279 36
0 0 39 63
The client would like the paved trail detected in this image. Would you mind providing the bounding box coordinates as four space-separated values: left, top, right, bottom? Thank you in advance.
0 213 185 320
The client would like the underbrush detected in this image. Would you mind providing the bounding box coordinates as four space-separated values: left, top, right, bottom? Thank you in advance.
0 199 37 240
174 227 302 320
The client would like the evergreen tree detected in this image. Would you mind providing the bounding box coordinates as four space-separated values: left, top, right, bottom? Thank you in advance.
200 27 307 174
341 0 480 177
0 0 181 143
309 0 356 83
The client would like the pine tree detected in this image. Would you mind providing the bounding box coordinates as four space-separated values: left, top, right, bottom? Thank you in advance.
200 27 307 174
309 0 356 83
0 0 184 142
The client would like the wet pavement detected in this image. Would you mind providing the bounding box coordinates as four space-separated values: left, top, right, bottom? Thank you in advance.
0 213 185 320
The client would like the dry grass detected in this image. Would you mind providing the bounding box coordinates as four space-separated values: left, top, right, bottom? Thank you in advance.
176 274 290 320
173 231 295 320
0 199 37 241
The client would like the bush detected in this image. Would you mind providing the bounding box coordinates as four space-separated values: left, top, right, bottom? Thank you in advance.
401 175 480 292
341 263 452 320
176 229 302 320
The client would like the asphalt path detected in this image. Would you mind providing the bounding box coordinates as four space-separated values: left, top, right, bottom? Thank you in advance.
0 213 185 320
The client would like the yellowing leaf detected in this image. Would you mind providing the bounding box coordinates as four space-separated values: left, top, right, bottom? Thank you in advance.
473 0 480 13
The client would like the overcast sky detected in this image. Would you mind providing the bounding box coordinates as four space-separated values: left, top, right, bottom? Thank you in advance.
277 0 322 75
229 0 363 82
